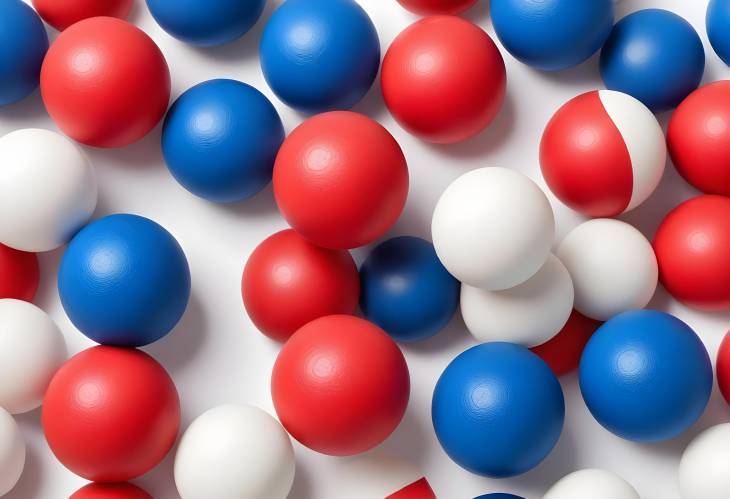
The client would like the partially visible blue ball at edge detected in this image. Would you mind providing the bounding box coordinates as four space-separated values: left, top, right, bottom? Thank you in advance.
707 0 730 67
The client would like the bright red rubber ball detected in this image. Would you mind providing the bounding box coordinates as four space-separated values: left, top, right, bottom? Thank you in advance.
41 17 170 148
42 346 180 482
0 243 39 302
273 111 409 249
32 0 133 31
530 309 602 377
272 315 410 456
716 331 730 405
396 0 477 15
381 16 506 144
69 482 152 499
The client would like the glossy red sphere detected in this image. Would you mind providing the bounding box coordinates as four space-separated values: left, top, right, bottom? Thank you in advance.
271 315 410 456
530 310 602 376
69 482 153 499
716 331 730 405
42 346 180 481
32 0 133 31
0 244 39 301
396 0 477 15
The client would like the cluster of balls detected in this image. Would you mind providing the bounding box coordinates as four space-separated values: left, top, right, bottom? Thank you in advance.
1 0 730 497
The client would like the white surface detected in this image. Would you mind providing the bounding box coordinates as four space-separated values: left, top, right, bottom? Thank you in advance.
2 0 729 498
678 423 730 499
333 450 424 497
0 408 25 496
543 469 640 499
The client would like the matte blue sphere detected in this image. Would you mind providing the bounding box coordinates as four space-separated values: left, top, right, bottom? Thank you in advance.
579 310 712 443
475 495 525 499
359 236 459 342
491 0 613 71
146 0 266 46
600 9 705 113
708 0 730 67
260 0 380 114
432 343 565 478
0 0 48 106
58 214 191 347
162 79 285 203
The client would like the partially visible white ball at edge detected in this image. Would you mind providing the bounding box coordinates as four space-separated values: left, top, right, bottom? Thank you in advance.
679 423 730 499
543 469 640 499
0 407 25 496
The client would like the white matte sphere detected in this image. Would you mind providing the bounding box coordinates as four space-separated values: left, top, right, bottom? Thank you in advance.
679 424 730 499
543 469 640 499
460 254 574 347
557 219 657 321
333 450 430 498
0 299 67 414
0 129 97 252
174 404 295 499
432 167 555 290
0 408 25 496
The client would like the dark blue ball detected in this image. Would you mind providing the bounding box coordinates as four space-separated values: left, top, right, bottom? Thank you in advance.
432 343 564 478
162 79 284 203
579 309 712 442
58 214 191 347
708 0 730 67
474 494 525 499
359 236 459 342
600 9 705 113
260 0 380 114
0 0 48 106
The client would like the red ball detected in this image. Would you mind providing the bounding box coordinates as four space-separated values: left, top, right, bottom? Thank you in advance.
271 315 410 456
668 81 730 196
242 229 360 342
653 195 730 311
396 0 477 15
69 482 152 499
40 17 170 148
273 111 409 249
530 310 602 376
381 16 506 144
0 244 39 301
716 331 730 405
42 346 180 481
32 0 133 31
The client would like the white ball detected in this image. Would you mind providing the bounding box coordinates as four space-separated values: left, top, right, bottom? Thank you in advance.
557 219 657 321
0 299 67 414
0 407 25 496
460 254 574 347
0 129 97 252
432 167 555 290
679 423 730 499
543 469 639 499
333 450 433 499
174 404 295 499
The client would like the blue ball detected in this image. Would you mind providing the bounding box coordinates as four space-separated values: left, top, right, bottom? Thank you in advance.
145 0 266 46
475 495 525 499
260 0 380 114
579 310 712 442
359 236 459 342
600 9 705 113
58 214 191 347
162 79 284 203
0 0 48 106
432 343 565 478
708 0 730 66
491 0 613 71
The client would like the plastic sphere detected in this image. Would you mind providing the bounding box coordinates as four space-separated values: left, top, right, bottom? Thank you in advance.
381 16 506 144
273 111 408 249
432 343 564 478
531 310 602 377
491 0 613 71
41 17 170 148
58 214 191 347
360 236 459 342
432 167 555 290
32 0 132 31
396 0 476 15
162 79 285 203
334 451 435 498
679 423 730 499
70 482 153 499
0 129 97 253
260 0 380 114
146 0 265 47
708 0 730 66
475 495 524 499
540 90 666 217
558 219 657 321
0 245 39 302
653 195 730 311
271 315 410 456
461 255 574 347
0 408 24 496
600 9 704 113
42 346 180 481
579 310 712 442
716 331 730 404
544 469 639 499
242 229 359 342
174 405 295 499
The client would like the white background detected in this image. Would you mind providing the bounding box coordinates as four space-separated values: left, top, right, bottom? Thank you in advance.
3 0 730 497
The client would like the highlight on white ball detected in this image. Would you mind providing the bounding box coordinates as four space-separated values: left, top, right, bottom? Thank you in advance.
543 469 640 499
679 423 730 499
0 408 25 496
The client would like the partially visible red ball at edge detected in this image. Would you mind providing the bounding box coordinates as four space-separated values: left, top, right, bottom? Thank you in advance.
530 309 602 376
396 0 477 15
32 0 133 31
716 331 730 405
69 482 152 499
0 244 39 302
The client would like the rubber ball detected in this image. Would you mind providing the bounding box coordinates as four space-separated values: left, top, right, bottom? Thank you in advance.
708 0 730 67
70 482 153 499
271 315 410 456
396 0 476 15
0 408 24 496
381 16 506 143
58 214 191 347
273 111 408 249
544 469 640 499
579 310 712 442
600 9 705 113
716 331 730 404
679 423 730 499
432 343 564 477
32 0 132 31
531 310 602 377
474 495 524 499
0 244 39 302
162 79 285 203
41 17 170 148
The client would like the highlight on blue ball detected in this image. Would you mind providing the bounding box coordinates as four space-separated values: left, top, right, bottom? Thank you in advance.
432 343 565 478
0 0 49 106
600 9 705 113
260 0 380 114
162 79 285 203
708 0 730 67
58 214 191 347
359 236 459 342
579 309 712 443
